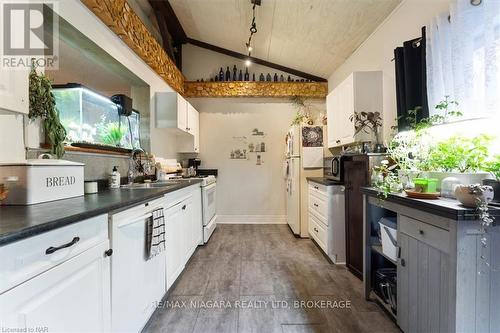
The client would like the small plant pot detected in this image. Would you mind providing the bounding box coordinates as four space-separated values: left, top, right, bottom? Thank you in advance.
455 184 494 208
482 179 500 203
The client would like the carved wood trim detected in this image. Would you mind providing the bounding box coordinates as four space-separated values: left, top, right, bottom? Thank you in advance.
81 0 185 93
184 81 328 98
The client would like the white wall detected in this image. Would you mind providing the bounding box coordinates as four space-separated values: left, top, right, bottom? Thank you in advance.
183 40 326 221
328 0 450 141
189 98 325 222
182 44 306 82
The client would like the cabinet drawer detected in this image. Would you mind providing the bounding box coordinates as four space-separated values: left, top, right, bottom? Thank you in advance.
309 213 327 252
0 214 108 294
399 215 450 254
309 192 328 223
309 183 327 199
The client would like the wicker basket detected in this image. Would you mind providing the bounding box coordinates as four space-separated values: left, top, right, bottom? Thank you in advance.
0 184 8 202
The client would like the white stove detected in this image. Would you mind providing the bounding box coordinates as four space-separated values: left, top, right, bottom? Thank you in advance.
167 175 217 243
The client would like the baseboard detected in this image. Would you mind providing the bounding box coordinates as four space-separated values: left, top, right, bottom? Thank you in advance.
216 215 287 224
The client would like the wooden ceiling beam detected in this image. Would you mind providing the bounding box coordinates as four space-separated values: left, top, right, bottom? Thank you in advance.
149 0 187 44
186 38 327 82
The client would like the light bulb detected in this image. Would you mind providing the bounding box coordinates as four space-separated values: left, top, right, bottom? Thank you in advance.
247 46 253 52
245 59 251 67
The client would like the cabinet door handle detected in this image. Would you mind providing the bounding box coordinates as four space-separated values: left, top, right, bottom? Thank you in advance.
336 140 341 143
314 227 318 233
400 258 406 267
104 249 113 257
182 204 187 210
313 203 319 207
46 237 80 255
419 229 424 235
314 186 319 190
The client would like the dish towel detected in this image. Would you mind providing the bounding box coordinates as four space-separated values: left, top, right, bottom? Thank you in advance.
302 147 324 168
146 208 165 260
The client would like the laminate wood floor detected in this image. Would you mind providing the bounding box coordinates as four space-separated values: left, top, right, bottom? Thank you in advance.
143 224 400 333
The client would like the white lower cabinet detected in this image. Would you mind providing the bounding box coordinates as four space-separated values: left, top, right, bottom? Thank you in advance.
0 240 111 333
165 199 187 290
165 184 203 290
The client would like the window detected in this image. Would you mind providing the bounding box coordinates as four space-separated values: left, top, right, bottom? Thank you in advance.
53 84 140 151
426 0 500 119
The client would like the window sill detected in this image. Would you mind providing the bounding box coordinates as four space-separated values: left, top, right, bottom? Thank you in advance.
40 143 131 157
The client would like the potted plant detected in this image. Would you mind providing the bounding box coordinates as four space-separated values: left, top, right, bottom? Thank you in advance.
29 65 67 158
426 134 493 189
349 111 383 150
483 154 500 203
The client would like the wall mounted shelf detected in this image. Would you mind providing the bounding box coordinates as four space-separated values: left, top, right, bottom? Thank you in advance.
184 81 328 98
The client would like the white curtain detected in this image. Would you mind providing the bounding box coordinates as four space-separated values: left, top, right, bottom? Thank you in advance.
426 0 500 119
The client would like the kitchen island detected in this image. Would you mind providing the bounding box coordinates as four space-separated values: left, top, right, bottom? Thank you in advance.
362 187 500 333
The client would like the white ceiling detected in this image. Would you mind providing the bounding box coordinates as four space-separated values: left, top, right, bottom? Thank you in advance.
169 0 401 79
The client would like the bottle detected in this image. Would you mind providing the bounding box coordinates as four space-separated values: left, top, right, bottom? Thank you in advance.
287 75 292 82
215 75 219 82
238 69 243 81
233 65 237 81
244 68 250 81
273 73 278 82
259 73 265 81
219 68 224 81
252 73 256 81
225 66 231 81
110 166 121 189
280 74 284 82
266 73 272 81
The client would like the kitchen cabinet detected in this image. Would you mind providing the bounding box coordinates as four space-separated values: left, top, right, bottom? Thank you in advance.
165 184 202 290
308 181 346 264
0 217 111 332
156 92 200 153
0 67 28 114
327 71 382 148
178 103 200 153
363 189 500 333
397 220 451 333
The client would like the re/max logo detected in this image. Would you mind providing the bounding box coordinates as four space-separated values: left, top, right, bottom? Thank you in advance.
46 176 76 187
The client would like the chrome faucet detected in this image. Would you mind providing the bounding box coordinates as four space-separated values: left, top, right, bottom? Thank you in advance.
128 148 154 183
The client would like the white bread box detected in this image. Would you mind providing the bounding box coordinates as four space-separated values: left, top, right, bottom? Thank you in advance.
0 159 84 205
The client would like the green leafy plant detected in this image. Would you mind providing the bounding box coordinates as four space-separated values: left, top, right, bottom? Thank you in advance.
29 65 66 158
349 111 383 141
290 95 313 125
392 97 463 133
427 135 492 173
372 160 402 199
484 155 500 180
100 122 126 146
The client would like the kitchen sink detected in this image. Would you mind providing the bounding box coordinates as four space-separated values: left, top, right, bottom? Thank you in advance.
120 182 180 190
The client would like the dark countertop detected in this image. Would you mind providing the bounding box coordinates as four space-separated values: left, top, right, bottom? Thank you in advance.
361 187 500 221
0 179 202 246
307 177 344 186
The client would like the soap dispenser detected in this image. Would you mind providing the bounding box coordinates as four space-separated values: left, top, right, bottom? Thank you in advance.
110 166 121 189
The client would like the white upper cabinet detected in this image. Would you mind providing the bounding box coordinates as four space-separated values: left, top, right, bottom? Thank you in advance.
327 71 382 148
156 92 200 153
0 68 29 114
155 92 188 131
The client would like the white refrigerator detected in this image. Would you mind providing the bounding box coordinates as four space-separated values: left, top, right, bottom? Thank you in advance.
284 126 324 237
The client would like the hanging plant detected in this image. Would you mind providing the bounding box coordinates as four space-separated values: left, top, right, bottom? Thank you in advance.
290 95 314 125
29 64 66 158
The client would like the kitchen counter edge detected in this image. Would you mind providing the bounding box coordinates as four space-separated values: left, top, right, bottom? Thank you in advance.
361 187 500 221
0 180 203 246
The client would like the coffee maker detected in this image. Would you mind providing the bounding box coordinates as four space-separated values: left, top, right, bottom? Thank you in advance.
188 158 201 173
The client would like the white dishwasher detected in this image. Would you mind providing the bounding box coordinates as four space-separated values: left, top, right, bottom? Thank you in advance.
109 196 167 333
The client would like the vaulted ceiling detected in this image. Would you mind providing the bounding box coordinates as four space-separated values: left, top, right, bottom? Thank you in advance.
168 0 401 79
